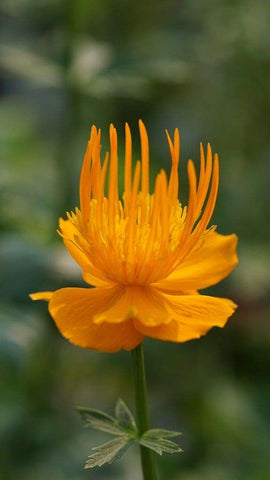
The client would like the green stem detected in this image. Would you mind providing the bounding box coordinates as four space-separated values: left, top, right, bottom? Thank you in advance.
131 344 157 480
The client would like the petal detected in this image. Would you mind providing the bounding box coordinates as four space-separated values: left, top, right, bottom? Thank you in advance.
59 218 112 287
94 286 171 326
154 232 238 292
134 292 237 342
59 217 90 269
82 269 115 288
48 286 143 352
29 291 54 301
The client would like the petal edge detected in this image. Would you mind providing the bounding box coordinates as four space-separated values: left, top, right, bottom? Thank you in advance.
48 286 144 352
135 293 237 343
154 232 238 292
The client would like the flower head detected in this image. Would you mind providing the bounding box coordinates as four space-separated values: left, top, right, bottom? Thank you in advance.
31 121 238 352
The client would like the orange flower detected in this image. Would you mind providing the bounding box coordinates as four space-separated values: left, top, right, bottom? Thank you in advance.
30 121 238 352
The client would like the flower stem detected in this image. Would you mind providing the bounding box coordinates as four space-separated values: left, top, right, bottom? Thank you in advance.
131 344 157 480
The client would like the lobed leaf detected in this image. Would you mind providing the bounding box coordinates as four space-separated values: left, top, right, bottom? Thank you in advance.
143 428 182 439
139 430 183 456
77 406 126 436
115 398 137 433
78 402 182 467
84 437 134 469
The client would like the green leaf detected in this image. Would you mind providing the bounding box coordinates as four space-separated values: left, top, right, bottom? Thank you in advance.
143 428 182 439
84 437 134 469
77 406 126 436
115 398 137 433
139 430 183 456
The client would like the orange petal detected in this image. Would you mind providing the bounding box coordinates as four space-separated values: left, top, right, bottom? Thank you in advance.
82 270 115 288
59 217 90 268
59 218 112 287
29 291 53 301
94 286 171 326
154 231 238 292
47 286 143 352
134 293 237 342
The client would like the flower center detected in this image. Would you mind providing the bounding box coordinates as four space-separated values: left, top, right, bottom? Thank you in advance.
73 194 186 286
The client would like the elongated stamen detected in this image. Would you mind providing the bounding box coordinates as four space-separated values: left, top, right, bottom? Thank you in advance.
167 128 180 204
124 123 132 208
63 123 221 287
96 153 109 230
195 153 219 234
91 129 102 200
163 159 198 276
179 160 197 246
172 152 219 267
139 120 150 226
126 161 141 279
139 120 149 197
79 126 97 228
159 170 169 253
109 124 119 202
195 143 212 219
194 142 206 216
141 173 163 282
108 124 119 237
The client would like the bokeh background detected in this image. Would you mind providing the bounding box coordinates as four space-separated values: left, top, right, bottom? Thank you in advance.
1 1 270 479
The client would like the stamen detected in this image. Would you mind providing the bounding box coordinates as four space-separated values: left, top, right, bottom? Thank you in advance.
96 153 109 231
180 159 197 246
65 124 223 288
167 128 180 204
176 152 219 264
194 142 206 217
195 153 219 233
164 159 198 274
79 126 97 228
124 123 132 208
108 124 119 236
126 161 141 279
91 130 102 200
141 173 163 282
195 143 212 218
139 120 149 196
159 170 169 253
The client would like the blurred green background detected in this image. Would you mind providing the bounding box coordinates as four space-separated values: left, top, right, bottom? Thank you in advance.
1 0 270 479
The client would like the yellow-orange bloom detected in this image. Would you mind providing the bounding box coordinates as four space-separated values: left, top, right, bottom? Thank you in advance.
30 121 238 352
